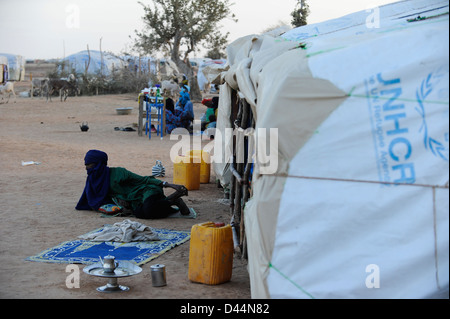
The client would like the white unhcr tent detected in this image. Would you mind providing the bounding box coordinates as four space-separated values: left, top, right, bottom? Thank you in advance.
214 0 449 298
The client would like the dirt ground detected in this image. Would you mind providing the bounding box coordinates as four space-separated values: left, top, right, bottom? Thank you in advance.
0 80 251 299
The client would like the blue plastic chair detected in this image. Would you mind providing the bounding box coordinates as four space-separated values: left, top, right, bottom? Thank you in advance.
145 96 165 139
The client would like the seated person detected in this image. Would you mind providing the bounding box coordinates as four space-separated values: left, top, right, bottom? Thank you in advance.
76 150 190 219
166 85 194 133
166 97 175 113
201 108 217 131
206 114 217 128
201 96 219 131
180 74 189 87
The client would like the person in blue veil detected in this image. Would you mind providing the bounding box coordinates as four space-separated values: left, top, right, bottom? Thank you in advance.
76 150 190 218
76 150 110 211
176 85 194 119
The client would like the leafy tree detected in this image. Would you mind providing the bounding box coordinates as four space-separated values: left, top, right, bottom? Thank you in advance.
134 0 237 100
291 0 310 28
205 33 228 60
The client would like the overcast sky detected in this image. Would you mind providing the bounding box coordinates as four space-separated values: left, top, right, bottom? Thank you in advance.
0 0 400 60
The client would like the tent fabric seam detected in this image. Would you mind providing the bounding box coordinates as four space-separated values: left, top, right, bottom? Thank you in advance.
268 262 315 299
260 174 449 189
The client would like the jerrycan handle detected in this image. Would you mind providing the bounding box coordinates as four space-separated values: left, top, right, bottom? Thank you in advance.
200 222 227 228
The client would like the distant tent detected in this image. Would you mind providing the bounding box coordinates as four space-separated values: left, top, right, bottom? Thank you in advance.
214 0 449 299
61 50 158 76
61 50 123 76
198 59 227 91
0 53 25 81
0 56 8 83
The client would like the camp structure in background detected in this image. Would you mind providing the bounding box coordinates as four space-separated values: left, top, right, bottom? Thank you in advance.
59 50 188 83
214 0 449 299
0 53 25 81
0 56 8 83
197 59 227 92
60 50 158 76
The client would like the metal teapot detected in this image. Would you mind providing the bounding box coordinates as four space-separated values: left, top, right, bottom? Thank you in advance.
99 255 118 274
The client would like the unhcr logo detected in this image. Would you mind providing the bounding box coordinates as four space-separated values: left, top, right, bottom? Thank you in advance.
415 70 449 161
365 67 449 185
366 73 416 185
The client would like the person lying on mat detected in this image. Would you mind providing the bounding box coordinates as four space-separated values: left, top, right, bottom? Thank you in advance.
75 149 190 219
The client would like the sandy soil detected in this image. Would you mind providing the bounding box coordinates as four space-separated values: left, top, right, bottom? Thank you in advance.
0 83 250 299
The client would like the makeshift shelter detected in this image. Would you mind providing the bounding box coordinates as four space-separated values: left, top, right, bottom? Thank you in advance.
0 56 8 83
214 0 449 299
197 59 227 91
0 53 25 81
61 50 122 76
61 50 158 76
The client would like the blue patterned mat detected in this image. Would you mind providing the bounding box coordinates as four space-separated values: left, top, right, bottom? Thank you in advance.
26 227 190 266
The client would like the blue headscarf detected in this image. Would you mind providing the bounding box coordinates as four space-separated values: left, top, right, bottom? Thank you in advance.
175 87 194 120
75 150 111 211
178 90 190 107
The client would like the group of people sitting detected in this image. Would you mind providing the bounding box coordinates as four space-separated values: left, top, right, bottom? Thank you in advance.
165 85 195 133
163 86 219 135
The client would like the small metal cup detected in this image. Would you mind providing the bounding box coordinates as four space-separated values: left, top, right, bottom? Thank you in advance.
150 264 167 287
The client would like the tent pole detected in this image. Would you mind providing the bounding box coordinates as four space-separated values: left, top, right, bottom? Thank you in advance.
239 100 251 257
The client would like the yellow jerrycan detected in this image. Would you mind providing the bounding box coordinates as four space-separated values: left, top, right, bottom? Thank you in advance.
173 155 200 190
188 222 234 285
188 150 211 184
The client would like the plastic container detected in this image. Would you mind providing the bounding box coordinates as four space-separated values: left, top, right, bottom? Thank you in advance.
188 222 234 285
173 155 200 190
188 150 211 184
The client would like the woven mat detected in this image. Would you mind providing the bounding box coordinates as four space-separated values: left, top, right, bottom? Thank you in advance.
26 227 190 266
